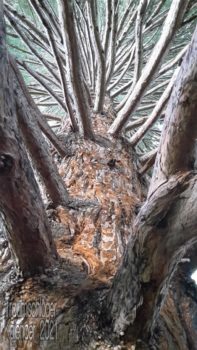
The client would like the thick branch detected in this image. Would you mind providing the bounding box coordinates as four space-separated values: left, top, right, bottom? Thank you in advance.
10 59 70 206
103 0 112 56
150 26 197 195
86 0 106 112
132 0 147 86
0 4 57 276
108 26 197 344
106 0 118 84
58 0 94 138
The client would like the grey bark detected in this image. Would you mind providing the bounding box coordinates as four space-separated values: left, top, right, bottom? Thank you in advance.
0 4 57 276
108 26 197 345
58 0 94 138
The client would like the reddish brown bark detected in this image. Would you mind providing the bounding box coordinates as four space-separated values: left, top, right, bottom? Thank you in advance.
55 101 142 280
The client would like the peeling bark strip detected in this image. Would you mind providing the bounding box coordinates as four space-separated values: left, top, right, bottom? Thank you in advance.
0 3 57 275
108 0 189 136
108 27 197 344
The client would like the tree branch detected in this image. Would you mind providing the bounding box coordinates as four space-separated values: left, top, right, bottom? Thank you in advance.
29 0 78 132
108 26 197 344
86 0 106 112
129 68 179 146
58 0 94 138
108 0 189 136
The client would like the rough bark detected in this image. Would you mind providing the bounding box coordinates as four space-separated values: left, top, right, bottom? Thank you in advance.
86 0 106 112
11 58 70 207
132 0 147 87
150 26 197 195
58 0 94 138
10 58 68 158
0 4 57 276
148 261 197 349
0 100 142 350
108 26 197 345
0 2 196 349
56 101 142 278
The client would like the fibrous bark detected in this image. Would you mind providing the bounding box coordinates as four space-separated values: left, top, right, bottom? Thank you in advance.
0 3 57 276
0 2 196 349
58 0 94 138
108 26 197 346
86 0 106 112
0 99 142 350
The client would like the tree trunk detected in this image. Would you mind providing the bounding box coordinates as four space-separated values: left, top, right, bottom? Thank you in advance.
1 99 197 350
0 99 142 350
